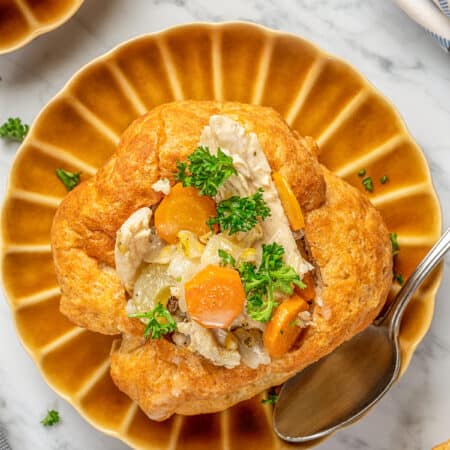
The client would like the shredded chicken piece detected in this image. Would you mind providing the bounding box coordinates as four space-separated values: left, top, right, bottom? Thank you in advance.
114 207 164 292
151 178 171 195
177 321 241 368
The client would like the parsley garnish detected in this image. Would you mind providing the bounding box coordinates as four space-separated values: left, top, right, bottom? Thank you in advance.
261 393 278 404
176 146 237 197
394 273 404 285
0 117 29 142
218 249 236 267
358 168 366 177
390 233 402 285
380 175 389 184
128 303 177 339
389 232 400 256
56 168 81 191
239 243 305 323
362 176 373 192
41 410 60 427
208 188 271 235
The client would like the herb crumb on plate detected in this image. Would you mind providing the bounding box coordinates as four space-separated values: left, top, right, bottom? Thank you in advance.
40 409 60 427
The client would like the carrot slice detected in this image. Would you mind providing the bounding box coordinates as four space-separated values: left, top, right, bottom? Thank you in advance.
273 172 305 230
295 270 316 301
154 183 216 244
185 265 245 328
263 295 309 358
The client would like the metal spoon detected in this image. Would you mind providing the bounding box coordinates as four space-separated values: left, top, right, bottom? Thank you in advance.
274 228 450 443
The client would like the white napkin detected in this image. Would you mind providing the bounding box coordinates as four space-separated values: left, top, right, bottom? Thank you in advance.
394 0 450 51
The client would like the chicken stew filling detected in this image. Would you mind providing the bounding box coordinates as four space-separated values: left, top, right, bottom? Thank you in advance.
115 115 319 369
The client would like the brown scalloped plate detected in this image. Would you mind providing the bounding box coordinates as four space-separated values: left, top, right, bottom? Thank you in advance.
0 0 83 54
0 22 442 450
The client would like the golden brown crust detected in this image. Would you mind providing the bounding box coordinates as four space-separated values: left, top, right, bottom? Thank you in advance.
51 100 391 420
51 110 163 334
109 168 392 420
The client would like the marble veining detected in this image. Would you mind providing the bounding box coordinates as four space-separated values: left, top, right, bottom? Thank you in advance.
0 1 449 449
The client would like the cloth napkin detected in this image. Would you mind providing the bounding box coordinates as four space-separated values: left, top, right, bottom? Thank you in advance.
0 427 11 450
394 0 450 51
430 0 450 50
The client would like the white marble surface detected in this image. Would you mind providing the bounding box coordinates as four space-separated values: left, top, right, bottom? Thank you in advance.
0 1 449 449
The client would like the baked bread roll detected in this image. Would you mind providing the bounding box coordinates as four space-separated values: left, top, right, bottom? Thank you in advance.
51 101 392 421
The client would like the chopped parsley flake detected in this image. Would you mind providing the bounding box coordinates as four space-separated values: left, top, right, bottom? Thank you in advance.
41 410 60 427
362 176 373 192
389 232 400 256
176 146 237 197
380 175 389 184
56 168 81 191
261 393 279 404
0 117 29 142
129 303 176 339
394 273 404 285
218 249 236 268
358 168 366 177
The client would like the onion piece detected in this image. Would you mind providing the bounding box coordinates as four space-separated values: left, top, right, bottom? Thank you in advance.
201 234 242 267
129 264 175 315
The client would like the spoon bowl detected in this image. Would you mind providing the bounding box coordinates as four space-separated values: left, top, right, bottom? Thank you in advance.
274 324 398 441
274 228 450 443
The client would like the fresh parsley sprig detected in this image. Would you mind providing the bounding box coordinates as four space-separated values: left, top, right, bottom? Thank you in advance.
41 409 60 427
208 188 271 235
129 303 177 339
0 117 29 142
239 243 305 323
176 146 237 197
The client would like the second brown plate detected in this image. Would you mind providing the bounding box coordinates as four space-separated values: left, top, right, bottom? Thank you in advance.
0 0 83 54
1 22 442 450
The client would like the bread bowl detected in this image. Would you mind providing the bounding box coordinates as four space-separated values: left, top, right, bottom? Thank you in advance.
51 100 392 421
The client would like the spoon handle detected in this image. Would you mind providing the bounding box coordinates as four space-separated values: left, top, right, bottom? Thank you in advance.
386 228 450 338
